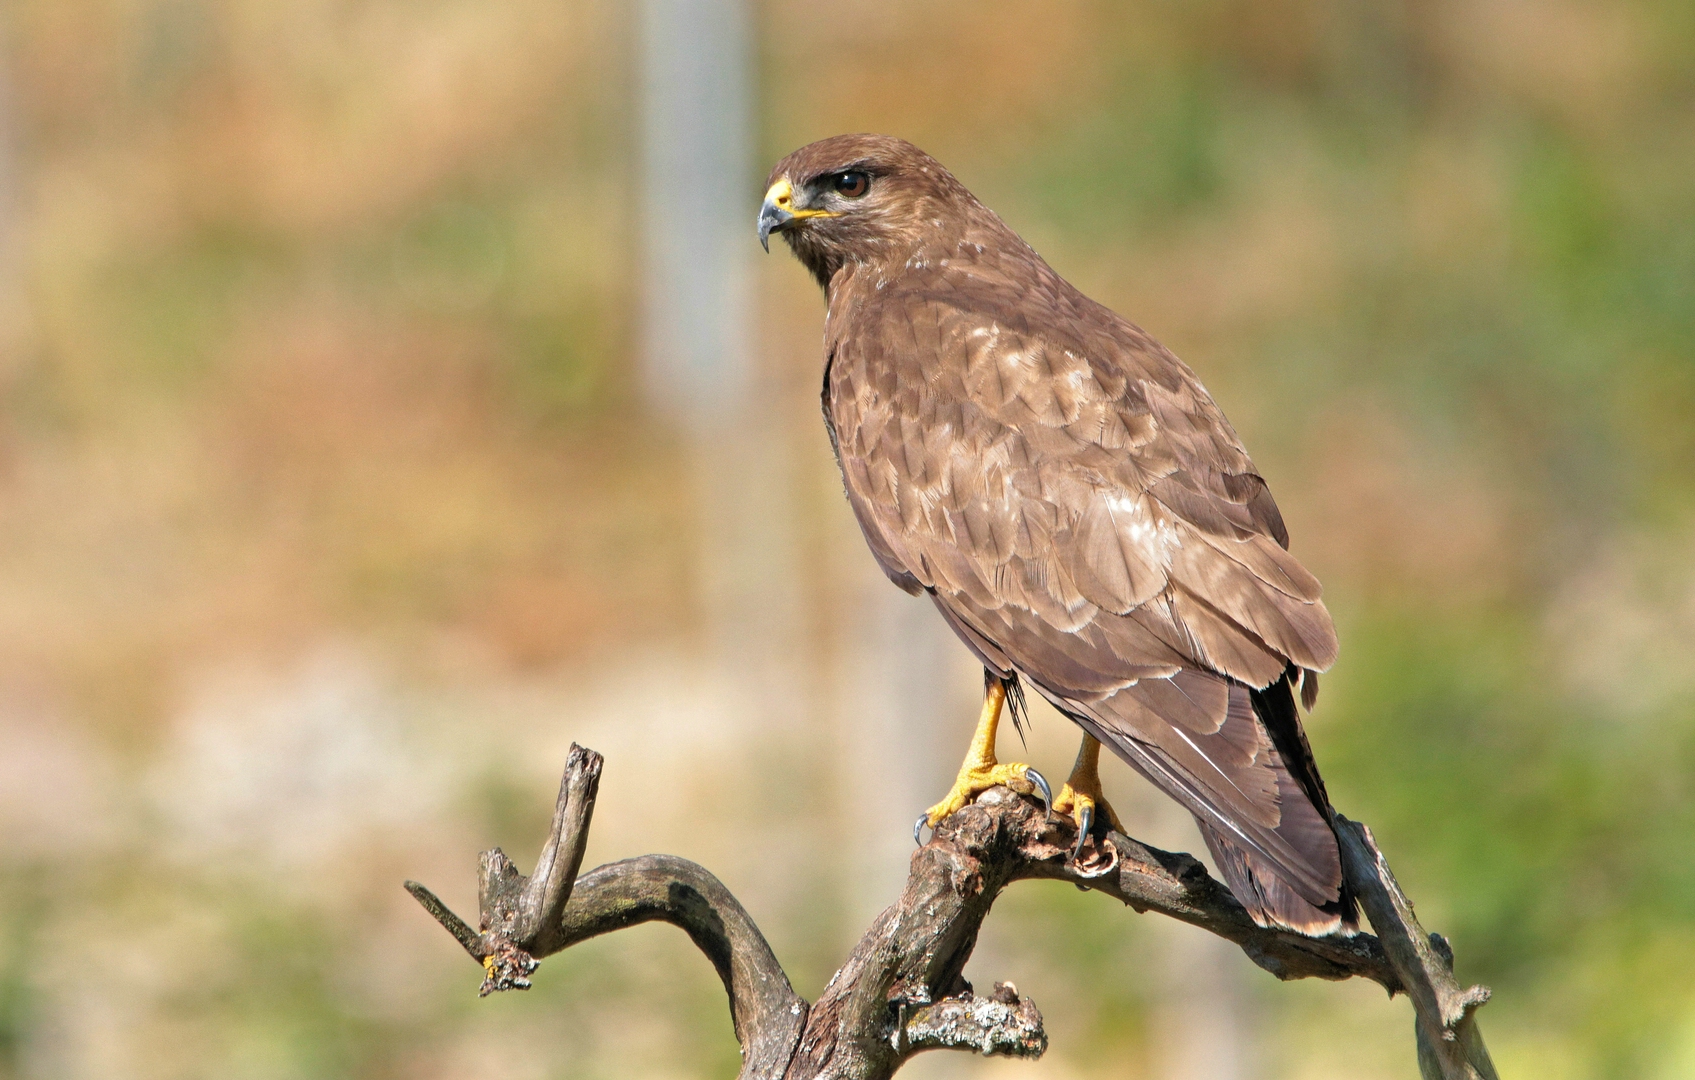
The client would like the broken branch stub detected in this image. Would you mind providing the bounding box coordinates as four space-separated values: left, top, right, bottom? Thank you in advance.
404 742 602 995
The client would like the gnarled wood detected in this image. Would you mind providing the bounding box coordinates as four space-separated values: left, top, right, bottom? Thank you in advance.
407 746 1493 1079
1336 817 1499 1080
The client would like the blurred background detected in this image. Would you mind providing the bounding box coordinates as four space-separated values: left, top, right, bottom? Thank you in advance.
1 1 1693 1077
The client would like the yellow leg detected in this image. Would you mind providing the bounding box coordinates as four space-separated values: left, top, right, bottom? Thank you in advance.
923 680 1047 827
1053 734 1123 835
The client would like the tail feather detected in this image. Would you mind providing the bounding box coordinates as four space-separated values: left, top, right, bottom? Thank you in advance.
1198 819 1353 935
1209 673 1357 933
1047 668 1357 936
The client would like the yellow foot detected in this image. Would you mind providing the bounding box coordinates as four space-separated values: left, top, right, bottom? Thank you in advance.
923 760 1048 828
1053 735 1122 858
916 676 1054 841
1053 783 1123 834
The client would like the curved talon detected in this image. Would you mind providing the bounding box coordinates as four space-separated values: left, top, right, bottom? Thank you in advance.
1070 803 1093 862
914 813 929 847
1024 766 1053 820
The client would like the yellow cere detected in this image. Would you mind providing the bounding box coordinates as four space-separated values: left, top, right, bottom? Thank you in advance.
764 177 838 220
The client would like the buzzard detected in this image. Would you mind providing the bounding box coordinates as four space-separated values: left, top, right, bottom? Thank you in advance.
758 134 1354 935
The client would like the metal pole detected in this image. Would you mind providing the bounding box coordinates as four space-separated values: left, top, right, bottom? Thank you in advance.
637 0 752 422
638 0 801 711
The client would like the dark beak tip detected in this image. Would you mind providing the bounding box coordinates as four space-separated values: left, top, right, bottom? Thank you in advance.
757 202 793 254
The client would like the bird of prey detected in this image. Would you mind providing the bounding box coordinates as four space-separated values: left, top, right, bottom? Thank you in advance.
758 134 1354 934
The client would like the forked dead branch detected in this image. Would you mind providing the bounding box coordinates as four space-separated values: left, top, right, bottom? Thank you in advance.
406 744 1498 1080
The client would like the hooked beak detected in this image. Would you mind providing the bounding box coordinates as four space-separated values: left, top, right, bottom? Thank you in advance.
757 188 791 252
757 177 835 252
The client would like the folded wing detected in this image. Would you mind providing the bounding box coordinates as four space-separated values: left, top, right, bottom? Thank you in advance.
827 269 1353 932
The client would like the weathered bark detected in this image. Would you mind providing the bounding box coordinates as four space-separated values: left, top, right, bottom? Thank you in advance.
407 745 1495 1080
1336 817 1499 1080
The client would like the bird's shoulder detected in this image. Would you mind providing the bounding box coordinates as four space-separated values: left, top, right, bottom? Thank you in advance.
828 254 1285 548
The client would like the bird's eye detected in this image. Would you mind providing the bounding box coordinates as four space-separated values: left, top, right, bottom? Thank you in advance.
832 171 870 198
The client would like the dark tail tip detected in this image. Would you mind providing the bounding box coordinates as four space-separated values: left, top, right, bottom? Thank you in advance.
1198 820 1359 937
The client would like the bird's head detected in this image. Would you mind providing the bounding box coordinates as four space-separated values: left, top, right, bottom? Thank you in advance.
758 134 979 289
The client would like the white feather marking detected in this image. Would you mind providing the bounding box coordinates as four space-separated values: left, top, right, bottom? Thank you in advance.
1165 720 1261 804
1104 493 1181 564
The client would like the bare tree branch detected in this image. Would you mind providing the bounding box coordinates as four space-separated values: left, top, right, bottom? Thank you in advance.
552 854 809 1078
1011 791 1400 991
407 747 1495 1080
1336 817 1499 1080
405 743 604 994
514 742 602 956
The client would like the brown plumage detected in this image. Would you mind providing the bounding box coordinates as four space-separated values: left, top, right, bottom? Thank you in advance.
761 134 1355 935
